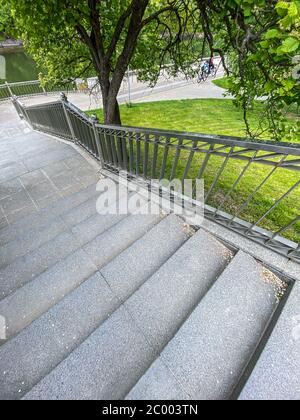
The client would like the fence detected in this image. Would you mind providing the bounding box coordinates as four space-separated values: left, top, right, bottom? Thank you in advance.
12 95 300 262
0 80 78 102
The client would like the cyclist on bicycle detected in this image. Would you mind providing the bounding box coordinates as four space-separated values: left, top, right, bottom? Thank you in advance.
201 60 210 74
198 55 217 82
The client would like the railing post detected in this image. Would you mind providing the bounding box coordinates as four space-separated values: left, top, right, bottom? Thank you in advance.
5 81 13 98
90 114 104 168
60 92 76 142
11 95 25 120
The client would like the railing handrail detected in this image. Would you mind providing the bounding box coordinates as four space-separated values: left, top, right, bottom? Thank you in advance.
0 80 40 87
94 122 300 156
16 95 300 161
11 94 300 262
23 98 300 156
49 93 299 156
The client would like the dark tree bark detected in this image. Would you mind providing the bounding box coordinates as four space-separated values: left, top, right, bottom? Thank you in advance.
74 0 181 125
75 0 151 125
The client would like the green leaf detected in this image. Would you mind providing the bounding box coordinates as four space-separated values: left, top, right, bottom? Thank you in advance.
265 29 282 39
276 1 291 17
260 40 269 48
288 2 299 17
281 37 300 52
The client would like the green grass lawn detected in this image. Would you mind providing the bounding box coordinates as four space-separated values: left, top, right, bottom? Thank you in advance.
91 98 299 141
88 99 300 243
212 77 231 90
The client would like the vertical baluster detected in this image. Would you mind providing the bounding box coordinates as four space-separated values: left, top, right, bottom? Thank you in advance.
151 135 159 179
170 137 184 181
128 131 134 175
104 131 114 166
116 131 124 169
136 133 141 177
182 139 198 182
121 131 128 171
143 134 150 179
109 131 119 169
98 130 109 165
160 136 171 180
205 146 235 203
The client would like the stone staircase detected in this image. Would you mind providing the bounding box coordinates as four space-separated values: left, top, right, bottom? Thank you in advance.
1 107 300 401
0 177 297 400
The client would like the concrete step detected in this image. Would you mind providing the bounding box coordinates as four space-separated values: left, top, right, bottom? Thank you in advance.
100 214 190 302
127 251 281 400
0 249 97 340
0 231 80 300
23 306 157 400
123 229 233 351
0 182 99 246
0 210 161 340
0 214 125 301
0 183 132 274
0 189 132 300
0 215 188 400
0 272 119 400
23 229 232 400
0 218 68 269
239 281 300 401
83 211 162 269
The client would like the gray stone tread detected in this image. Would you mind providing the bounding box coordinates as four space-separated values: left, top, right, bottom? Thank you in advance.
101 214 189 302
0 215 188 399
129 251 279 400
0 249 97 339
23 306 157 400
0 272 120 400
22 228 233 401
0 182 99 246
0 231 80 300
0 218 67 269
83 212 163 269
126 359 189 401
123 229 233 351
0 206 127 300
239 281 300 401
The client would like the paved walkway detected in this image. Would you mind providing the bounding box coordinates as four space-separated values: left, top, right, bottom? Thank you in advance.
134 78 229 104
0 104 99 229
20 78 228 112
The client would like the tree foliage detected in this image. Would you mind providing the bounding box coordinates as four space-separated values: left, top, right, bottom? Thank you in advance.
4 0 300 139
197 0 300 140
0 0 13 35
8 0 198 124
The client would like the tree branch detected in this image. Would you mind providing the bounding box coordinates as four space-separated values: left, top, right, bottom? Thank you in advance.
106 3 135 61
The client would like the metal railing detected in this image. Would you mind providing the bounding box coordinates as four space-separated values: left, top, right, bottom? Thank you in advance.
12 95 300 262
0 80 77 102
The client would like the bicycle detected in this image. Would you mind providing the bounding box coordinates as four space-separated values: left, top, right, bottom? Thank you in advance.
197 60 221 83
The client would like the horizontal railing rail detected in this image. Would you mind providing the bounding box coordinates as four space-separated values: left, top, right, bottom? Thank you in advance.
12 94 300 262
0 80 77 102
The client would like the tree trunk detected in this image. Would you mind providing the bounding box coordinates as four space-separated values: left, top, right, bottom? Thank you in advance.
105 98 121 125
100 78 122 126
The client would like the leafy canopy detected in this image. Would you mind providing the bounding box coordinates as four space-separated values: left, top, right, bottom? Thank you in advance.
199 0 300 140
4 0 300 138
